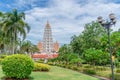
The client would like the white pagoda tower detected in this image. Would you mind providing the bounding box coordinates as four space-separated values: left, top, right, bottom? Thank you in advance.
42 21 54 53
32 21 59 62
37 21 59 54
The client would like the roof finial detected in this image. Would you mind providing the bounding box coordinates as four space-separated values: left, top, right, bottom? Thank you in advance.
46 20 50 28
47 20 49 24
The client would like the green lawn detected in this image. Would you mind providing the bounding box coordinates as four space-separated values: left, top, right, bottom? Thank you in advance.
0 66 100 80
0 66 4 79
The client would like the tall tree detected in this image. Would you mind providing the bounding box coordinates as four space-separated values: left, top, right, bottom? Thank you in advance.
59 44 73 54
0 12 8 53
70 35 84 56
70 21 106 55
1 9 30 54
100 30 120 56
81 21 106 49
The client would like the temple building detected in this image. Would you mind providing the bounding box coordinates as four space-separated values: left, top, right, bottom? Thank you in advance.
32 21 59 60
38 21 59 53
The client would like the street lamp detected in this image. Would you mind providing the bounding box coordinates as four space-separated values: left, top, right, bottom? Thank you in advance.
97 13 116 80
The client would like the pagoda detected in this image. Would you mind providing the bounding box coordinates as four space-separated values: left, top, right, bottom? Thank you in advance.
32 21 59 61
38 21 59 53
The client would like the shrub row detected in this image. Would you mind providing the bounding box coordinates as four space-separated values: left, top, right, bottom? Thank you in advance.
34 63 50 71
83 68 96 75
50 63 97 75
116 69 120 73
47 62 54 65
36 59 44 63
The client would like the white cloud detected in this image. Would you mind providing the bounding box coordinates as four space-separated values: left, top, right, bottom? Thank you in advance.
24 0 120 45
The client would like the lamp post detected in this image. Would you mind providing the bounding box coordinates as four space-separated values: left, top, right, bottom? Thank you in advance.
97 13 116 80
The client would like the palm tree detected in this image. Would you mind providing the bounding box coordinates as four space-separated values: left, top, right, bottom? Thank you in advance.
1 9 30 54
20 40 39 54
0 12 7 53
20 40 32 54
0 32 4 53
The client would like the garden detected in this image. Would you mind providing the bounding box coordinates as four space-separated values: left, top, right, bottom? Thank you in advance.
0 54 100 80
0 8 120 80
44 21 120 80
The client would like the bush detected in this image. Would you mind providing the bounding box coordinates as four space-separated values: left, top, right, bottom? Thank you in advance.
48 62 53 65
83 68 96 75
2 54 34 79
72 66 79 71
70 58 83 66
61 64 66 68
36 59 44 63
34 63 50 71
56 64 65 67
56 64 60 66
84 48 109 65
83 64 92 68
95 66 107 71
66 65 72 69
115 59 119 67
116 69 120 73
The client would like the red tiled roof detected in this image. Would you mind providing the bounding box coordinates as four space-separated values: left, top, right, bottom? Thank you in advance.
32 53 59 59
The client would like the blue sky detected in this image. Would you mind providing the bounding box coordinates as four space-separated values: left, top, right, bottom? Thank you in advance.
0 0 120 45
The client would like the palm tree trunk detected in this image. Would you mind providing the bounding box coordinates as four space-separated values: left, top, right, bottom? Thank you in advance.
13 42 15 54
13 27 17 54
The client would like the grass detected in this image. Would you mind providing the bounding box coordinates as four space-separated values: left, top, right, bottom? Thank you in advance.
96 70 111 78
0 66 100 80
0 65 4 78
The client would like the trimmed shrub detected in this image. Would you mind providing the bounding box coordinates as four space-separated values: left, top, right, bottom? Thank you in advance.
116 69 120 73
72 66 79 71
66 65 72 69
70 58 83 66
95 66 107 71
56 64 64 67
83 64 92 68
61 64 66 68
36 59 44 63
34 63 50 71
83 68 96 75
2 54 34 79
48 62 53 65
56 64 60 66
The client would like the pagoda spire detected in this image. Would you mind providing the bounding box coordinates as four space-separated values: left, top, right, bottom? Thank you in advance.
46 20 50 28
